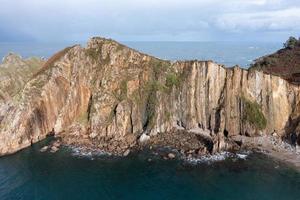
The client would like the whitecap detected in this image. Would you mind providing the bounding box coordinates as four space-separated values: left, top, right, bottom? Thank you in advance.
184 152 233 164
184 151 252 164
236 153 248 159
69 146 111 158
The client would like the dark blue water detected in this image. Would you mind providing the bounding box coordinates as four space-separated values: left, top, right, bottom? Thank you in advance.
0 138 299 200
0 41 281 67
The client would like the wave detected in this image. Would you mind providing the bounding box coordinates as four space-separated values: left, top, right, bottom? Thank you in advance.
69 146 111 159
184 151 251 164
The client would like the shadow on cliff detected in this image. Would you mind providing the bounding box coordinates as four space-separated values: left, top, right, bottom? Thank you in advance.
284 116 300 145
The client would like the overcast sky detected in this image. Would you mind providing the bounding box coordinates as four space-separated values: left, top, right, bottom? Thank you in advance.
0 0 299 42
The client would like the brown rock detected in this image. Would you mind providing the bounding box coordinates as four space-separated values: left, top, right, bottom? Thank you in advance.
40 146 48 152
123 149 130 157
52 141 61 148
0 37 299 157
50 146 59 153
168 153 176 159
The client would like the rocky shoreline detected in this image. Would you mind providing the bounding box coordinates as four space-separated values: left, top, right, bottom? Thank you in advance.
0 37 300 170
38 130 300 171
232 135 300 170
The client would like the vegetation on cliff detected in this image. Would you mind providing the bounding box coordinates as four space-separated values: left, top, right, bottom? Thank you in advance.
284 36 300 49
0 54 44 102
250 36 300 84
1 37 299 157
165 73 181 92
241 96 267 130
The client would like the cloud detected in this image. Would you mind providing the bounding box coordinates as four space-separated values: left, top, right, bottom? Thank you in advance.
0 0 299 41
216 7 300 32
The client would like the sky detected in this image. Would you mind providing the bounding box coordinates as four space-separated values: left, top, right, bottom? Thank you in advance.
0 0 299 42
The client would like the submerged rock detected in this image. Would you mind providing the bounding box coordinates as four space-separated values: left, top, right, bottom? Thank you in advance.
40 146 49 152
168 153 176 159
50 146 59 153
52 141 61 148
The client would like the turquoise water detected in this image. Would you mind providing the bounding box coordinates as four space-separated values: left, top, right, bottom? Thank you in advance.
0 138 299 200
0 41 281 67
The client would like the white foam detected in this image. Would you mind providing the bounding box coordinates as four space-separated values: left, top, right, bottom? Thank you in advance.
184 151 251 164
236 153 248 159
69 146 111 158
184 152 233 164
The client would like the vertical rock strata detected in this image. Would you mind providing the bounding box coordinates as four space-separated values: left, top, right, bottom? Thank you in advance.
0 37 299 155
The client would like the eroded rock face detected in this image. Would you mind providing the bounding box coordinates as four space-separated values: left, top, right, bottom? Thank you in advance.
0 54 45 154
0 53 44 103
0 37 299 156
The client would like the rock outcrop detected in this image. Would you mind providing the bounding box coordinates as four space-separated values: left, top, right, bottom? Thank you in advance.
250 39 300 143
0 37 299 156
250 38 300 84
0 53 44 103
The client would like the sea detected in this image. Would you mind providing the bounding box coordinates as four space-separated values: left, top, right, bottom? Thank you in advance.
0 41 281 67
1 41 299 200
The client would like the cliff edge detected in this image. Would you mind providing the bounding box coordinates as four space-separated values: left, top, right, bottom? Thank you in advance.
250 37 300 84
0 37 299 157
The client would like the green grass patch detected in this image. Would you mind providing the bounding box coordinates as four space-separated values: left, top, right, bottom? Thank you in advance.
77 112 89 125
241 96 267 130
86 48 100 61
149 59 170 78
165 72 181 93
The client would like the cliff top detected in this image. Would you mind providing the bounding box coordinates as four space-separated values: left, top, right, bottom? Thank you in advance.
250 36 300 84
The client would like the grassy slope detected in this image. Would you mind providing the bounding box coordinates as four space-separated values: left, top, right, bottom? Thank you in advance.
250 43 300 84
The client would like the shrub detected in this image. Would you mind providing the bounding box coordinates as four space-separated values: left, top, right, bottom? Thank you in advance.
242 97 267 130
284 36 299 49
150 59 170 78
86 48 99 60
166 73 180 88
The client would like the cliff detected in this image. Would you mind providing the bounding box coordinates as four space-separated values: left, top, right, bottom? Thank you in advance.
0 53 44 103
250 39 300 84
0 37 299 156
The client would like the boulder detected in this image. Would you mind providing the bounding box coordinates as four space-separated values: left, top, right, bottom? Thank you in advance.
139 133 150 143
52 141 61 148
123 149 130 157
50 146 59 153
40 146 48 152
168 153 176 159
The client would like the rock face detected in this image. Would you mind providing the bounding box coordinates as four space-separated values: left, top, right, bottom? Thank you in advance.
0 53 44 103
250 40 300 142
250 39 300 84
0 37 300 156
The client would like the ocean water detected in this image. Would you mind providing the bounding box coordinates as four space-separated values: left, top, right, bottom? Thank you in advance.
0 138 299 200
1 41 299 200
0 41 281 67
124 41 281 67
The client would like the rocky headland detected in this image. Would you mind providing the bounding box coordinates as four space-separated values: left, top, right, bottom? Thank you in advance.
0 37 299 167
